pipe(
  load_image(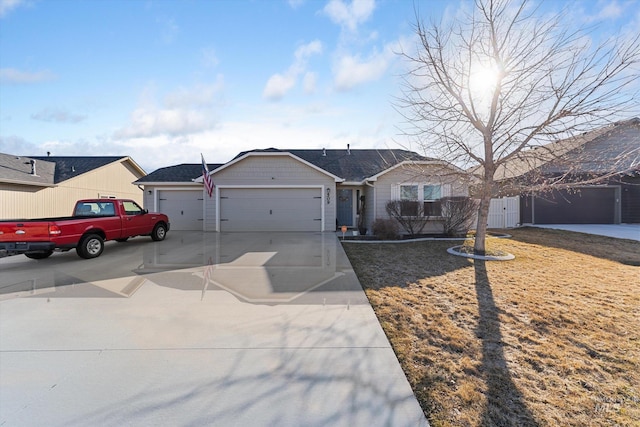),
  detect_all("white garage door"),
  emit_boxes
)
[158,190,203,231]
[220,188,322,232]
